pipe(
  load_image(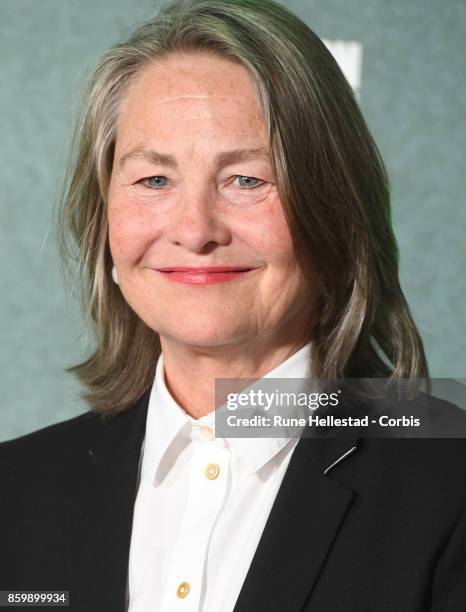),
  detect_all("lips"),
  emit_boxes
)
[154,266,259,285]
[156,266,254,273]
